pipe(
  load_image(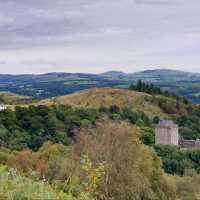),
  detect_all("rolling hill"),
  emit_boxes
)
[0,69,199,102]
[38,88,148,108]
[37,87,190,118]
